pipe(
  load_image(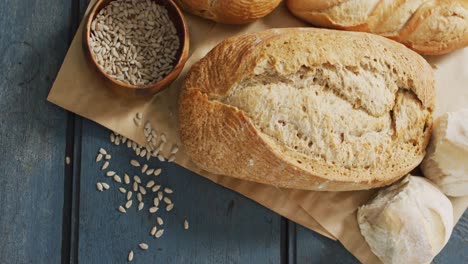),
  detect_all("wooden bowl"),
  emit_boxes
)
[83,0,189,97]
